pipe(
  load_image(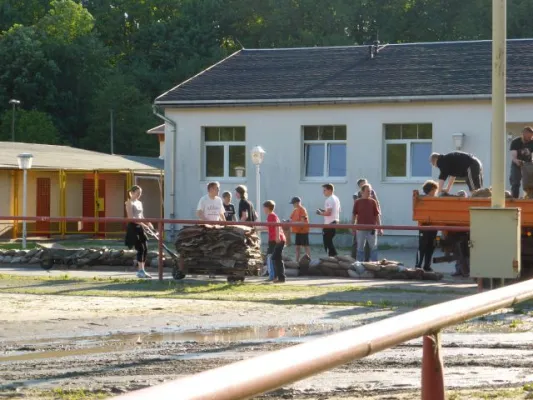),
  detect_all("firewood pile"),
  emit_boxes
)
[283,255,443,281]
[0,247,174,269]
[175,225,262,276]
